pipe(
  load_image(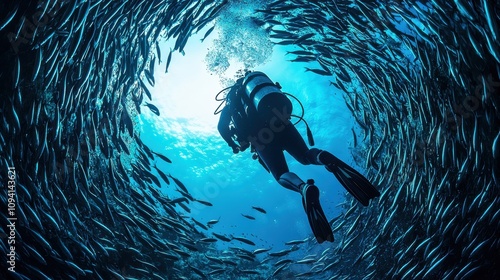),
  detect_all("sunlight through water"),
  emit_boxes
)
[147,30,224,137]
